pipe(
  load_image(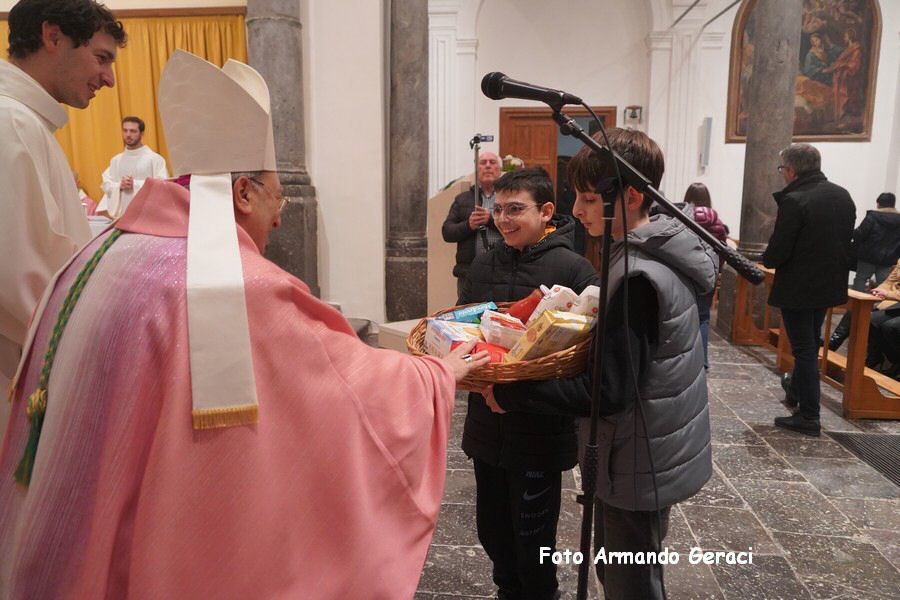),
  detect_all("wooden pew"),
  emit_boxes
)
[731,266,900,420]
